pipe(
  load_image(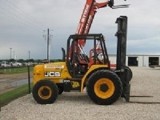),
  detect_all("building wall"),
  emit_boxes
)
[109,54,160,67]
[143,56,149,67]
[126,56,128,66]
[109,56,116,65]
[138,56,143,67]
